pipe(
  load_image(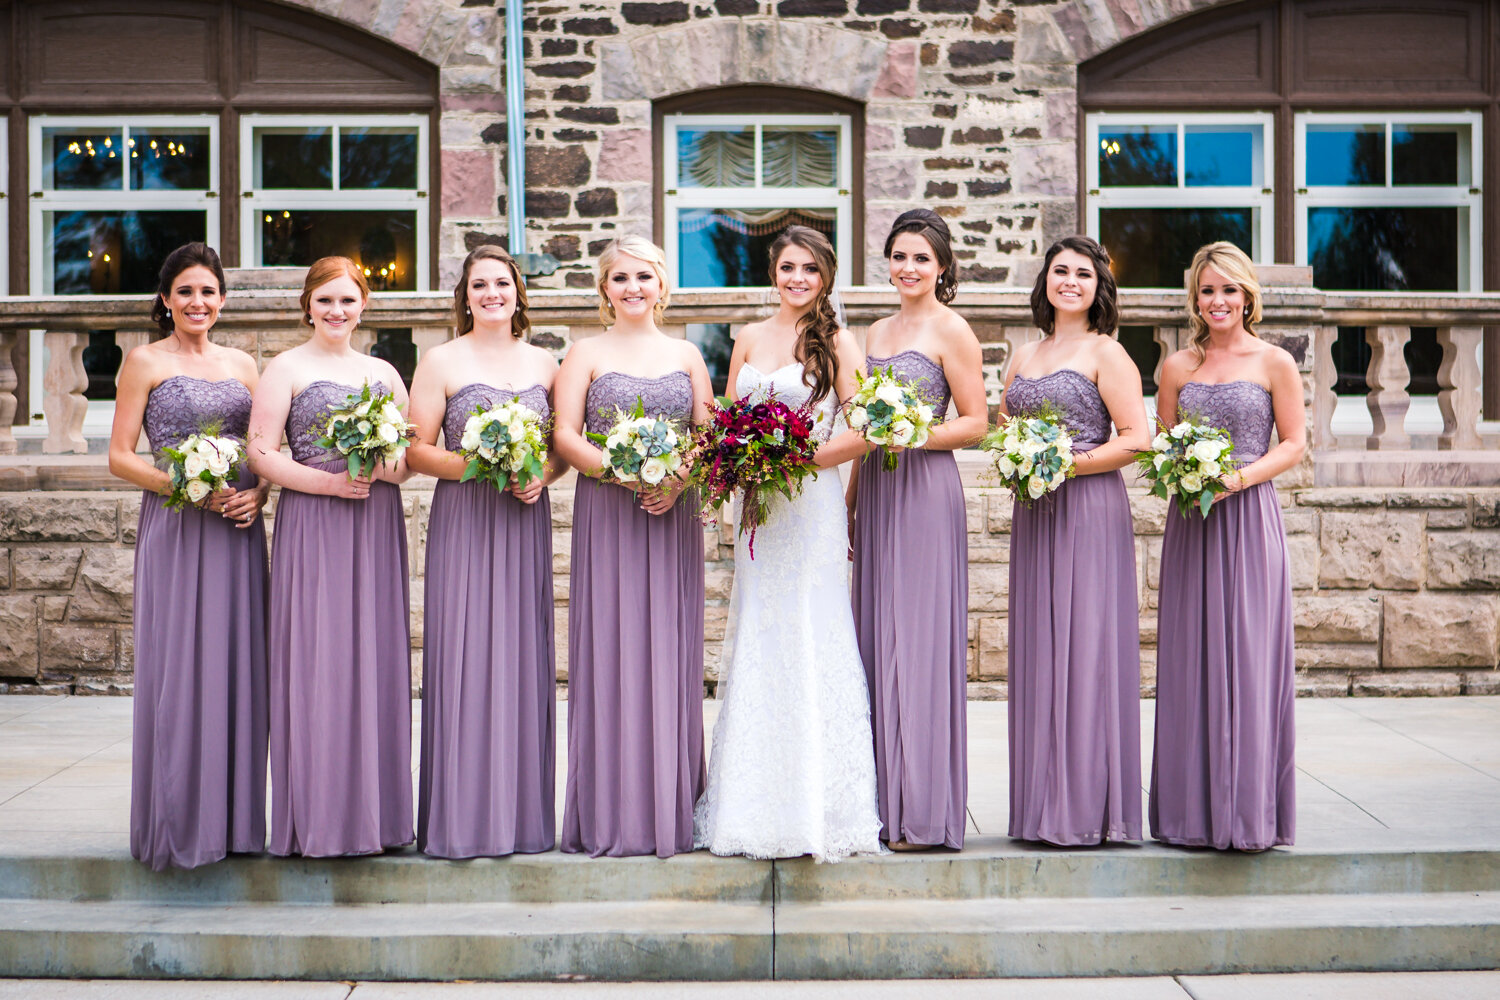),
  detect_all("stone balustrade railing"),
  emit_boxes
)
[0,282,1496,485]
